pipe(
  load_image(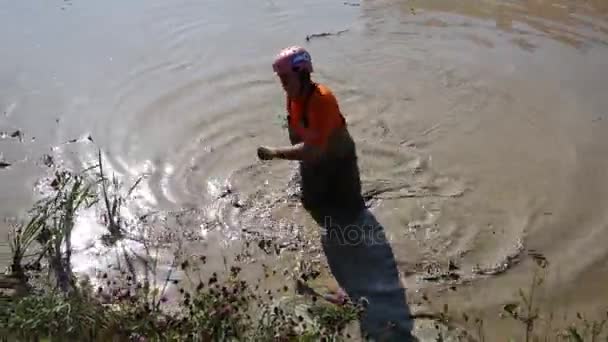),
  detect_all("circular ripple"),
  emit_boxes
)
[86,61,300,241]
